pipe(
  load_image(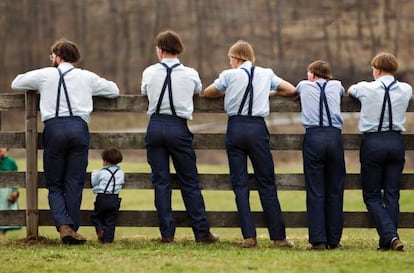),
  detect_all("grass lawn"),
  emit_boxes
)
[1,159,413,273]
